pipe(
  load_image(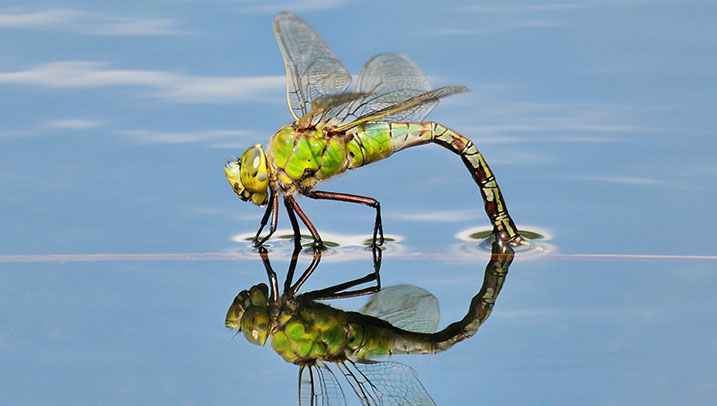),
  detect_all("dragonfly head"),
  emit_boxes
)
[225,144,269,207]
[225,283,271,346]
